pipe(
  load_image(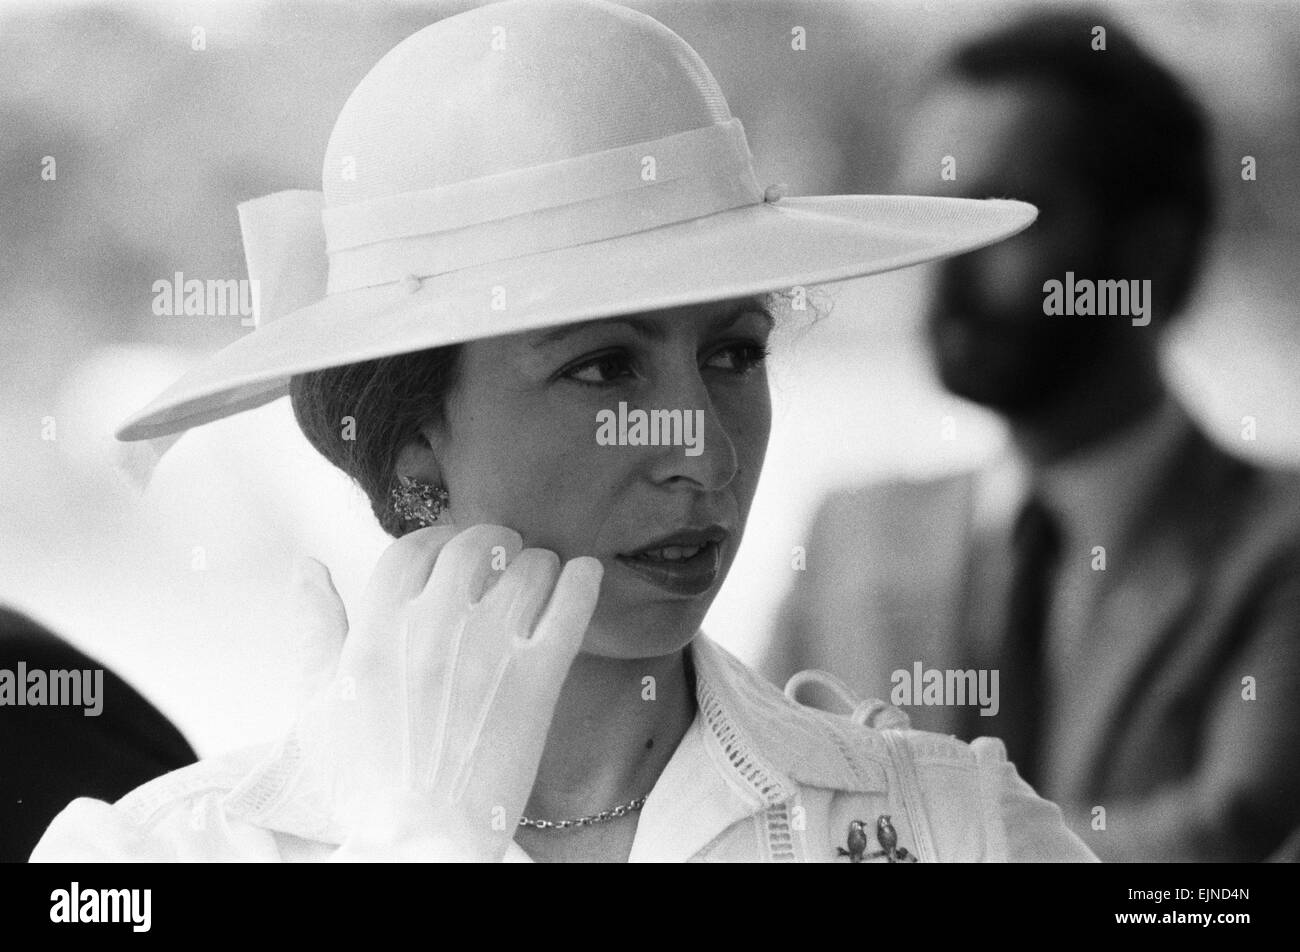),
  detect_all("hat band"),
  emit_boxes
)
[320,119,763,293]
